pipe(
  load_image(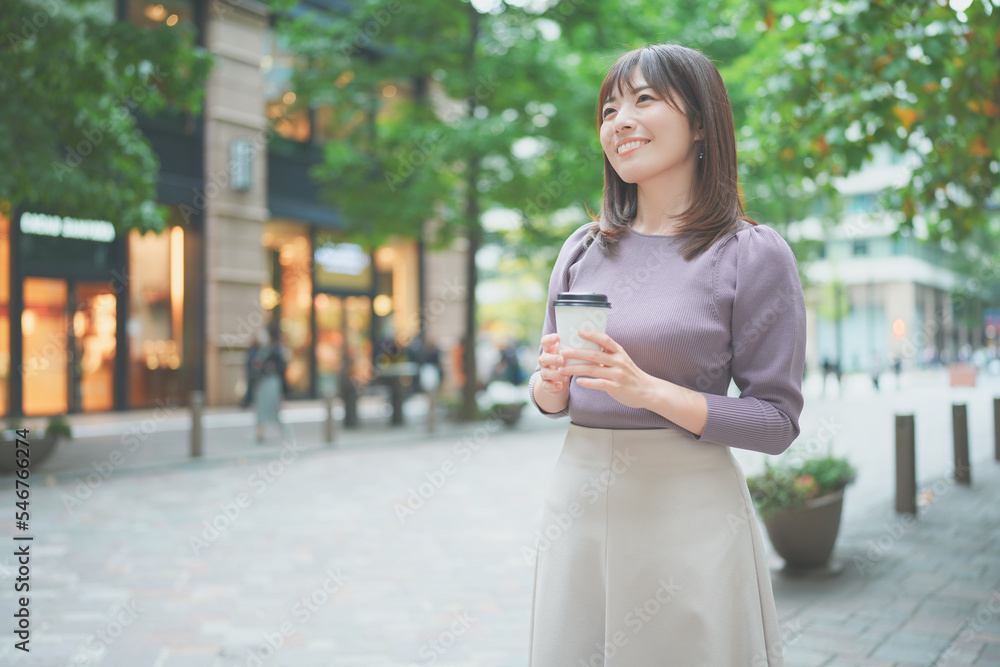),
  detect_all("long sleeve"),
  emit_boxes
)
[527,224,594,418]
[697,226,806,454]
